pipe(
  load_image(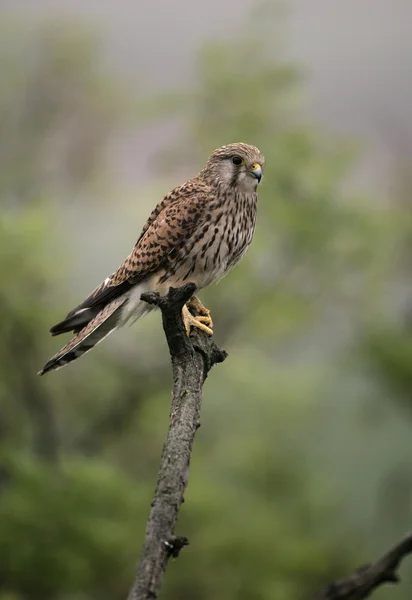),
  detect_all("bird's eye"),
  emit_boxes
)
[231,156,243,166]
